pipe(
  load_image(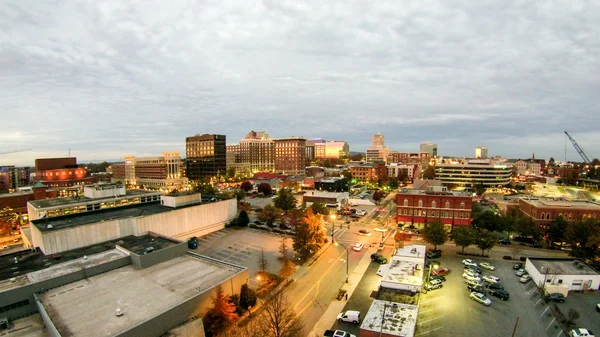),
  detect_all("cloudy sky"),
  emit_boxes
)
[1,0,599,166]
